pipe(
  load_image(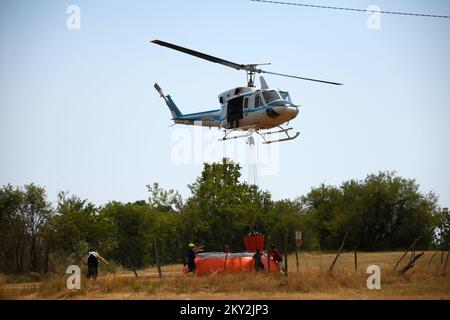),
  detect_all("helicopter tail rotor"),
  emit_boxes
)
[154,83,183,119]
